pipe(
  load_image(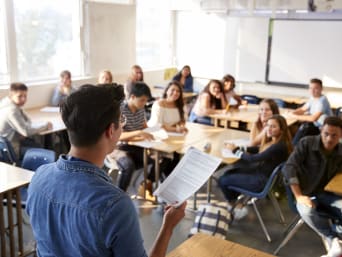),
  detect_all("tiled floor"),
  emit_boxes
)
[13,173,329,257]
